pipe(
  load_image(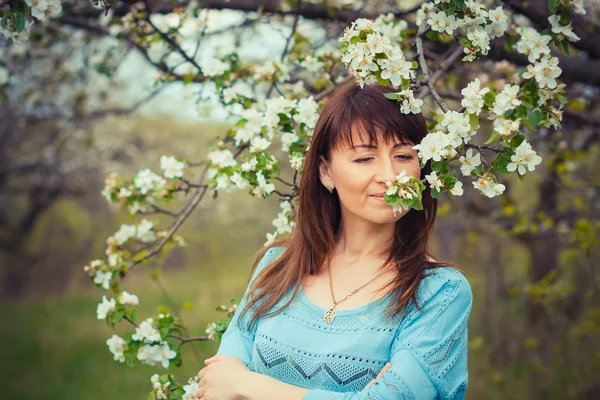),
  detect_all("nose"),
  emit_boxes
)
[374,158,397,184]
